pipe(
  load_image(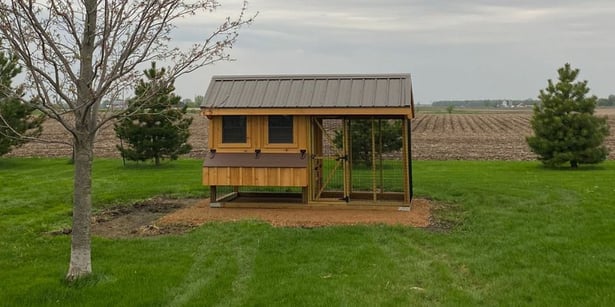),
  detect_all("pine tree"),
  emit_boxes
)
[115,62,192,165]
[334,119,402,166]
[526,63,610,168]
[0,49,43,156]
